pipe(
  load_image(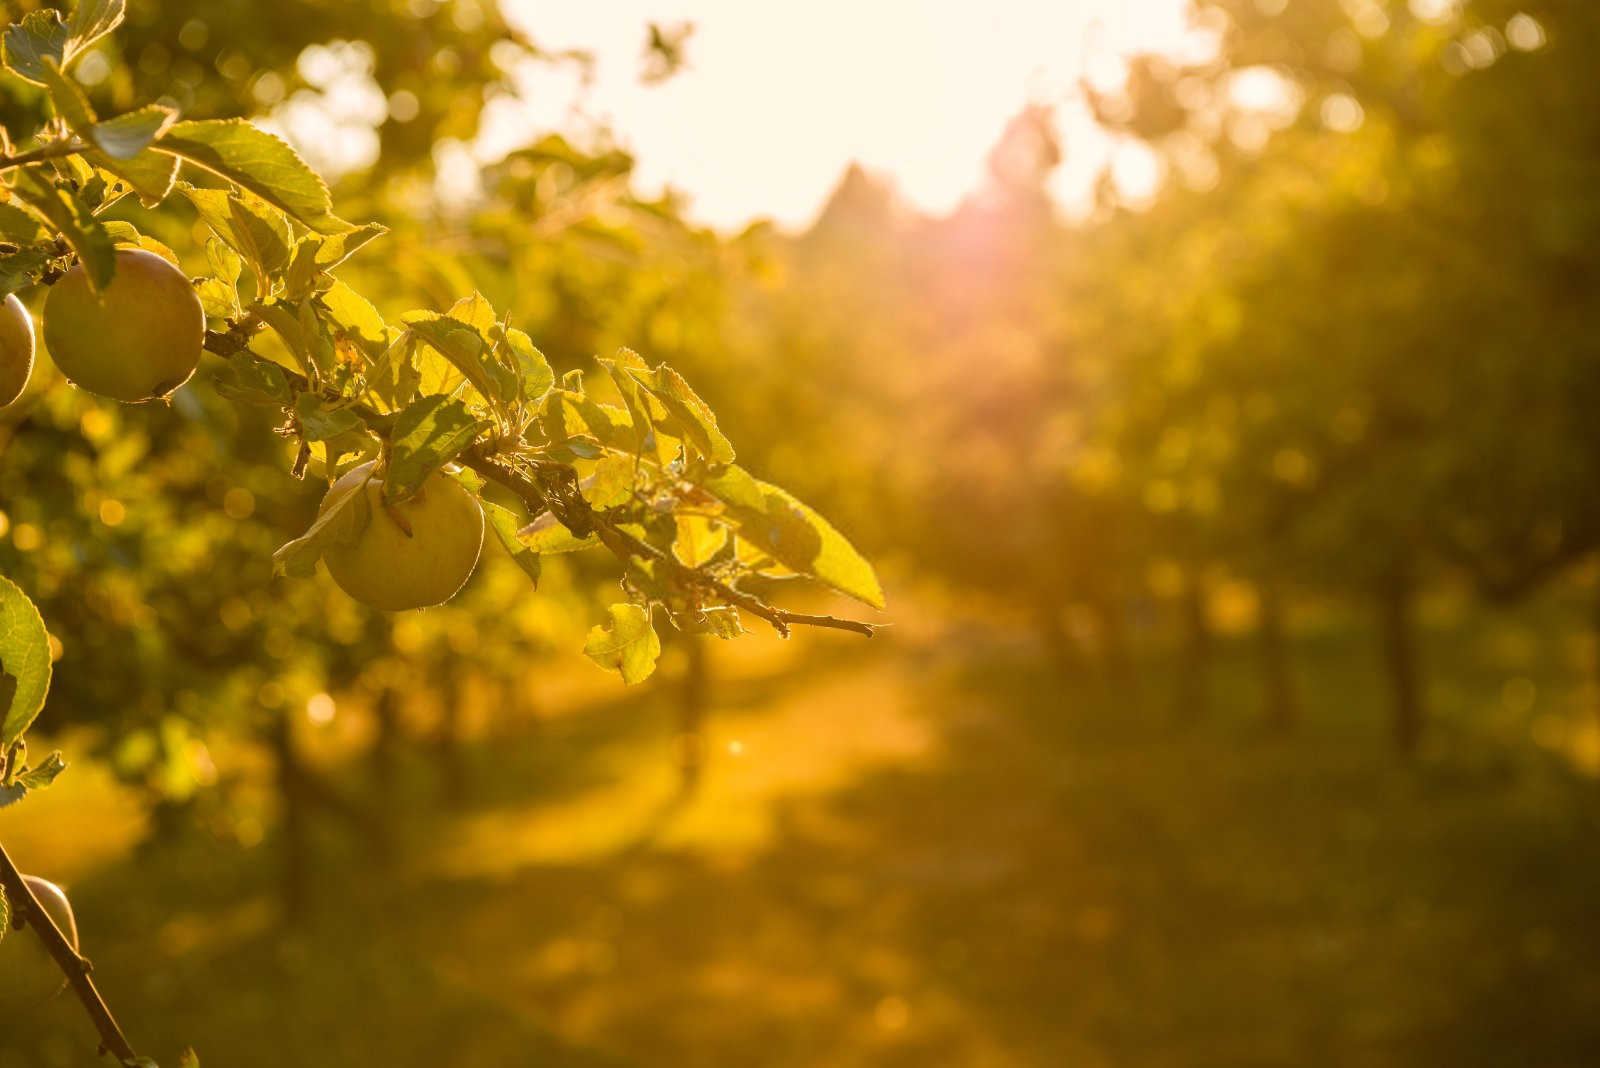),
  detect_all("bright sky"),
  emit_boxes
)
[489,0,1208,231]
